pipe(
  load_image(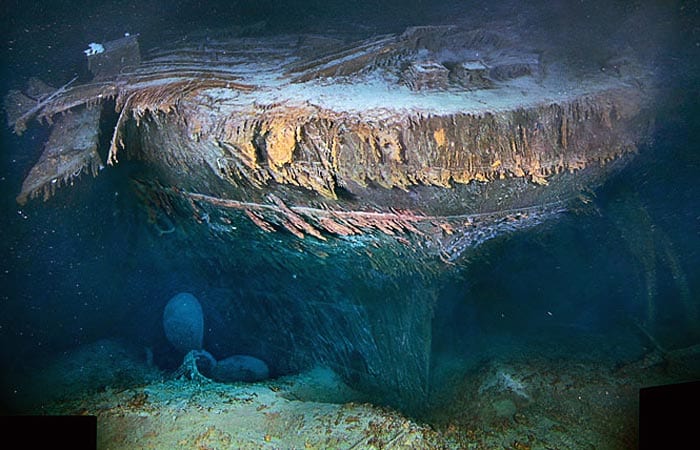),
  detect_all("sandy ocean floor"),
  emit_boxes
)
[38,367,445,449]
[17,336,697,449]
